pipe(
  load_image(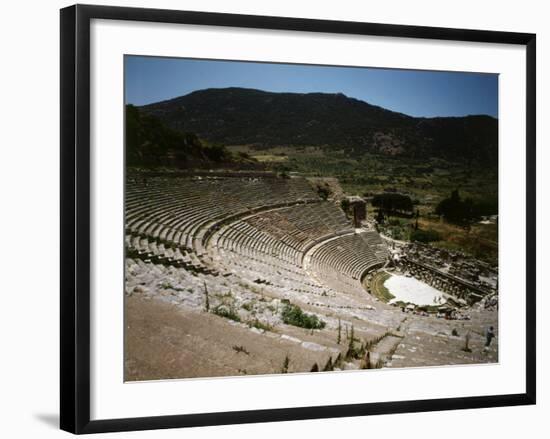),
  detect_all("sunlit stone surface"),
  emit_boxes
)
[386,275,445,306]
